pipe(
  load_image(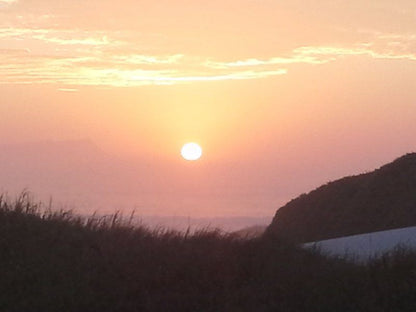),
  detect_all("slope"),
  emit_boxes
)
[267,153,416,243]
